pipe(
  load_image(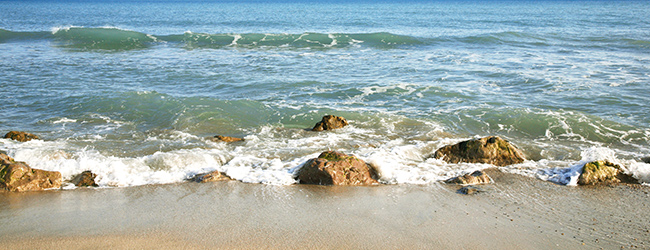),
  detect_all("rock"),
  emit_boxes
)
[445,170,492,185]
[433,136,525,166]
[191,170,232,183]
[0,153,61,192]
[642,157,650,164]
[4,131,39,142]
[0,152,14,165]
[295,151,379,185]
[312,115,349,131]
[208,135,244,143]
[71,171,98,187]
[457,185,483,195]
[578,161,638,185]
